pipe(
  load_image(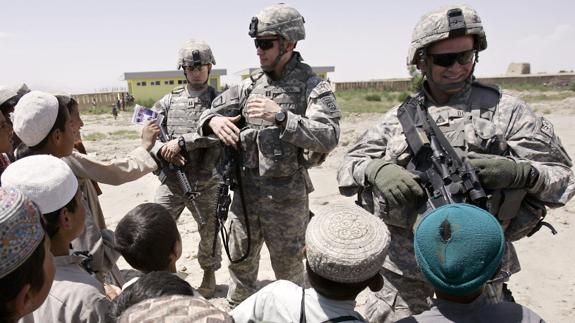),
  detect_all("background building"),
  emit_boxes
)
[123,69,227,103]
[236,66,335,80]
